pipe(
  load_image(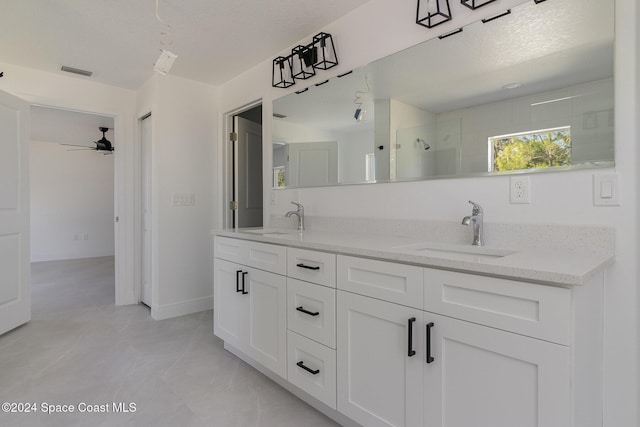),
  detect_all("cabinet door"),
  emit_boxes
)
[337,291,423,427]
[246,267,288,378]
[213,258,247,350]
[423,313,570,427]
